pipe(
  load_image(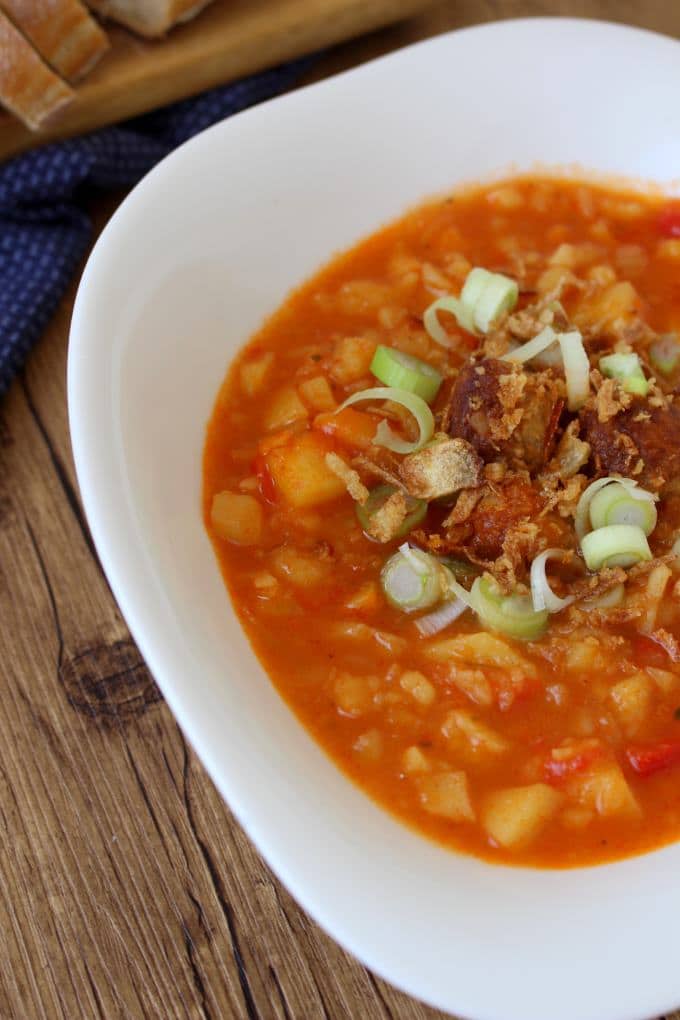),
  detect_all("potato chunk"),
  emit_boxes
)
[426,632,536,676]
[565,763,641,819]
[298,375,337,413]
[211,492,263,545]
[333,673,379,717]
[329,335,376,384]
[266,433,346,508]
[482,784,563,849]
[240,351,274,396]
[415,771,475,821]
[263,386,309,431]
[609,673,653,737]
[399,670,436,706]
[270,546,331,586]
[443,709,510,756]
